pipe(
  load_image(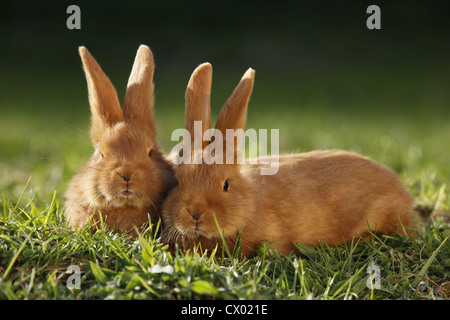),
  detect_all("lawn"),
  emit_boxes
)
[0,62,449,301]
